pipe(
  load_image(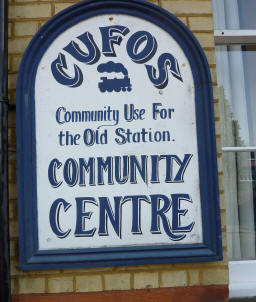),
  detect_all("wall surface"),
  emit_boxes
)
[8,0,228,301]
